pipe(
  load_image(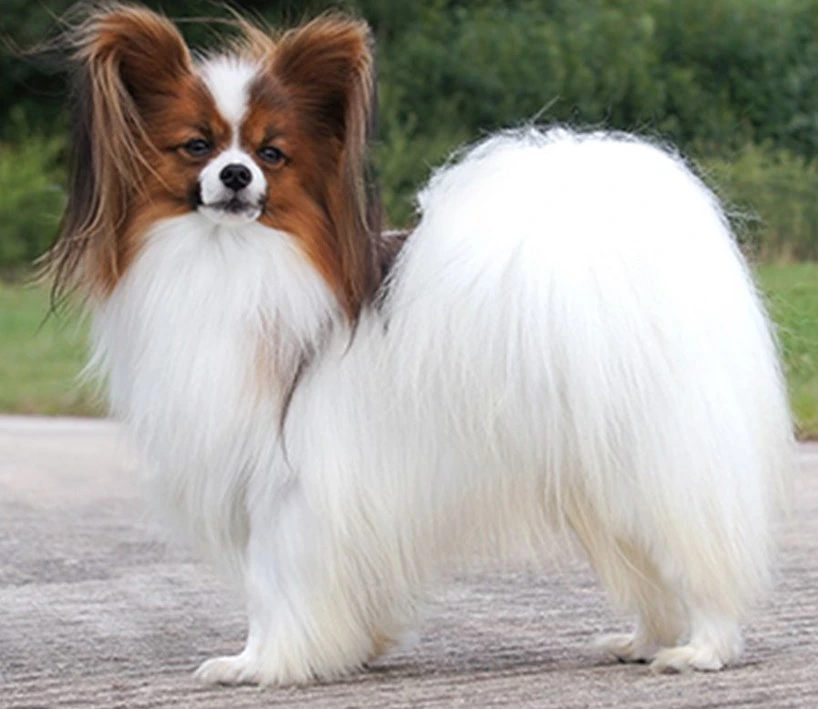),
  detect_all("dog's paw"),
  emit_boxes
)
[650,644,726,673]
[594,632,659,663]
[194,653,262,685]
